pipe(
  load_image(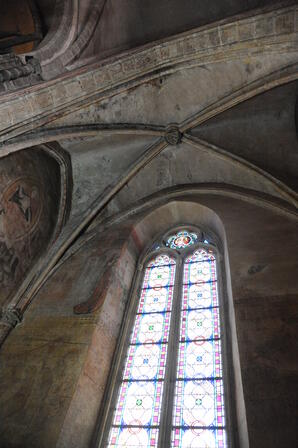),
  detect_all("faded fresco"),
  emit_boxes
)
[0,148,61,307]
